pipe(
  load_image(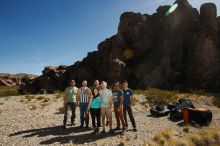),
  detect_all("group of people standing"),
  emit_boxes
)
[63,79,137,134]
